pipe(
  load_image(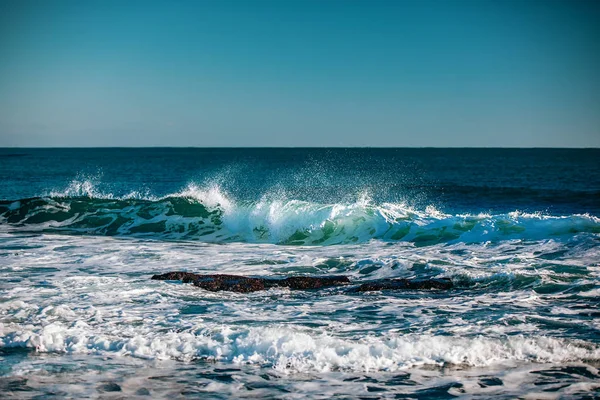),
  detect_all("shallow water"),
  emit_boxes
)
[1,148,599,398]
